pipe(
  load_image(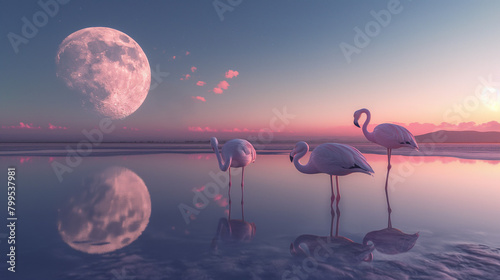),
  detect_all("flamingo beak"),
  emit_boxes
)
[354,120,360,128]
[289,154,294,162]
